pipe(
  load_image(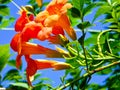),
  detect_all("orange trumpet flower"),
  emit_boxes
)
[25,56,71,86]
[35,0,76,40]
[44,0,77,40]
